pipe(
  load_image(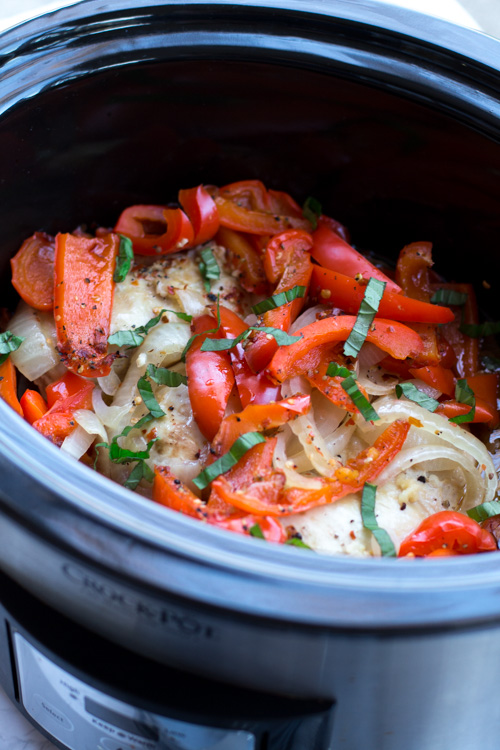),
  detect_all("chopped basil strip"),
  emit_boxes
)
[343,277,386,358]
[361,482,396,557]
[165,309,193,323]
[113,234,134,283]
[395,382,439,412]
[482,355,500,372]
[249,524,265,539]
[120,413,154,437]
[0,331,24,366]
[137,375,166,419]
[341,375,379,422]
[430,289,468,306]
[285,537,312,550]
[193,432,266,490]
[467,500,500,523]
[108,309,167,348]
[326,362,352,379]
[124,460,155,490]
[252,285,307,315]
[199,246,220,291]
[449,378,476,424]
[147,363,187,387]
[460,320,500,338]
[302,196,322,230]
[102,436,157,464]
[200,325,301,353]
